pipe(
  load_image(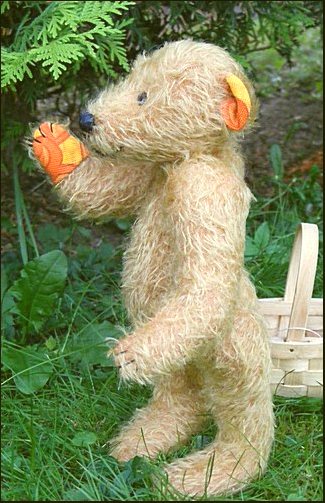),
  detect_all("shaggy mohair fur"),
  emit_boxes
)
[31,40,274,497]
